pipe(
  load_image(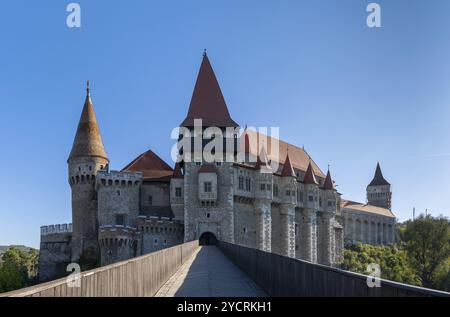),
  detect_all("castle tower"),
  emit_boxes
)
[254,147,273,253]
[68,81,109,265]
[320,168,337,266]
[301,162,319,263]
[180,52,239,244]
[366,162,392,210]
[279,152,297,258]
